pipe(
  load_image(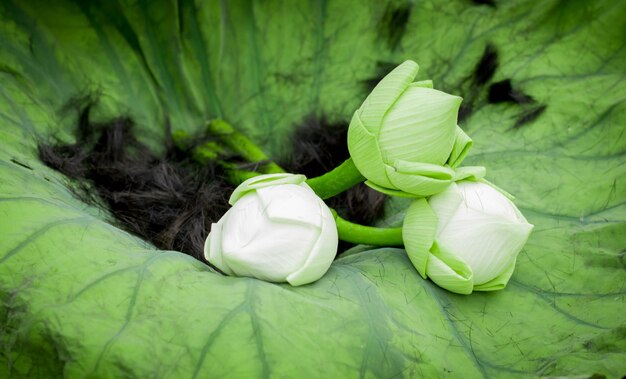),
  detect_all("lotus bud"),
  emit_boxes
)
[204,173,338,286]
[402,181,533,294]
[347,60,484,198]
